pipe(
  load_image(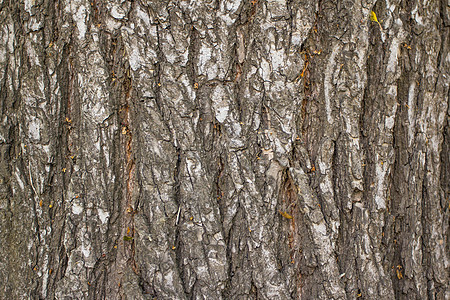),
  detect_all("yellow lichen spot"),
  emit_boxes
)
[189,216,193,221]
[279,210,293,219]
[122,127,127,135]
[49,204,53,208]
[193,82,199,89]
[172,246,176,250]
[300,61,309,77]
[370,11,383,31]
[127,227,131,235]
[62,168,66,173]
[49,269,53,274]
[396,265,403,279]
[114,245,117,249]
[370,11,379,23]
[65,117,72,123]
[157,83,161,87]
[39,199,43,207]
